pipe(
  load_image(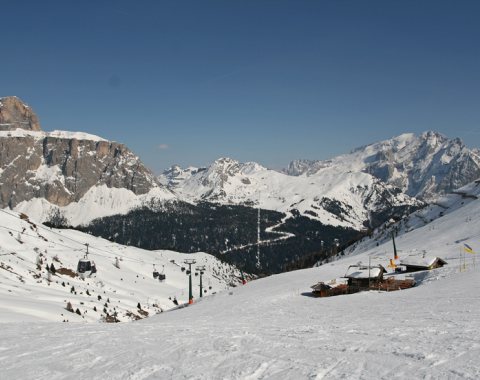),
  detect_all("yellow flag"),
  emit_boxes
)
[388,258,397,268]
